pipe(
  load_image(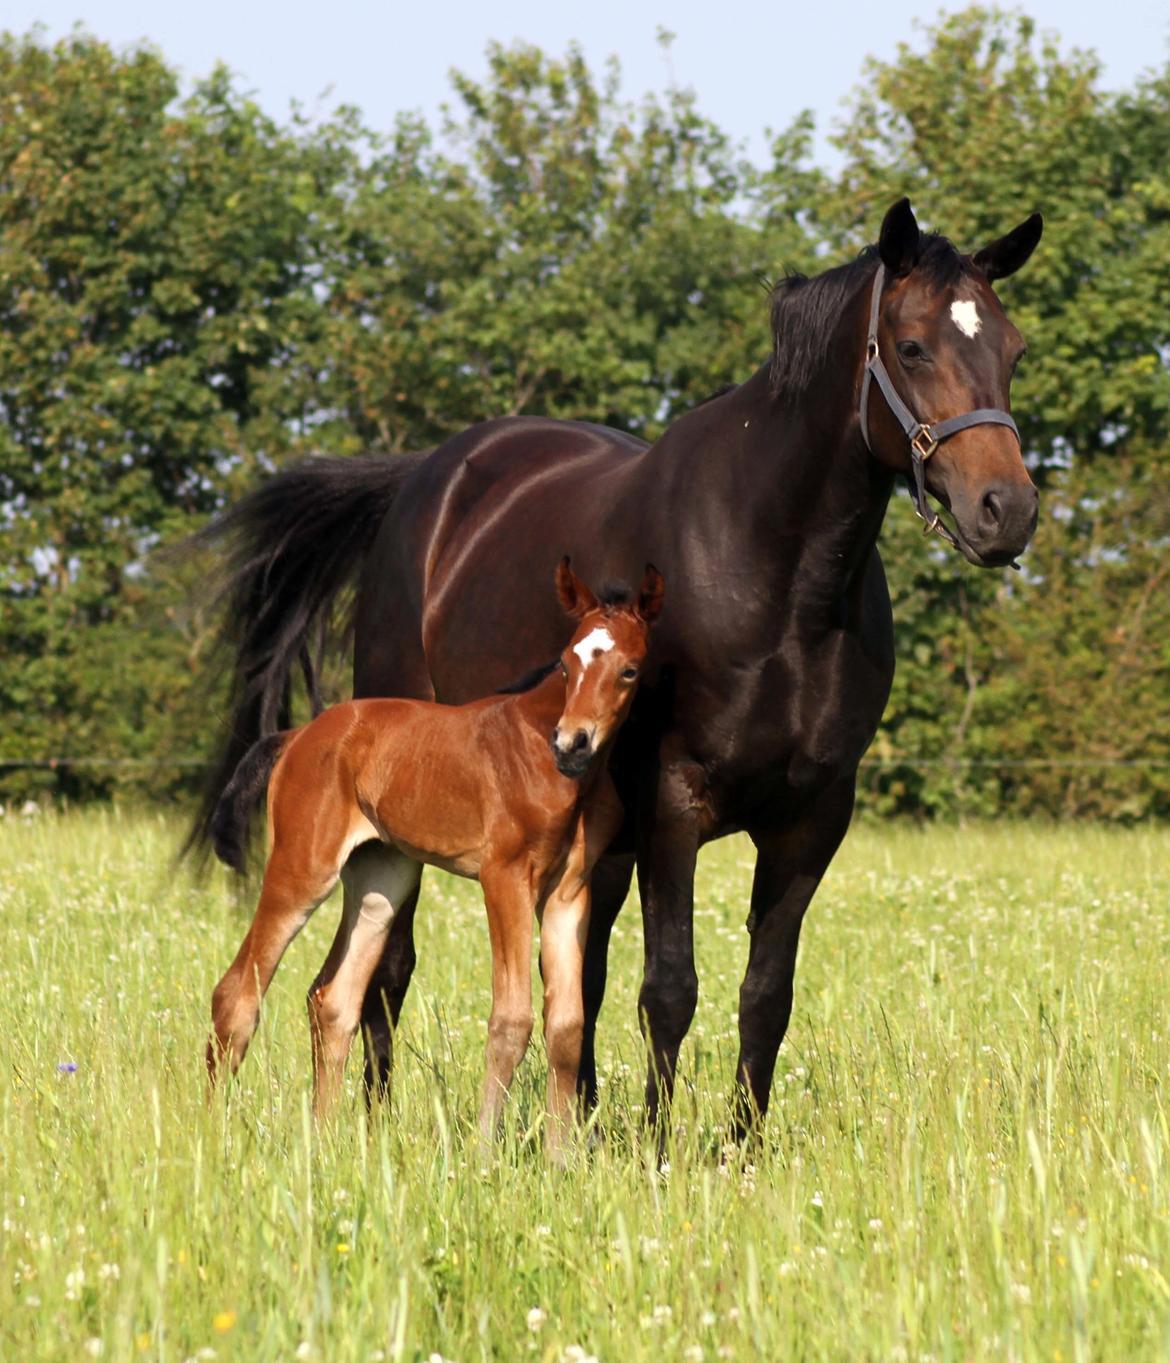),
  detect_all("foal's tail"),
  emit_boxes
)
[211,732,292,875]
